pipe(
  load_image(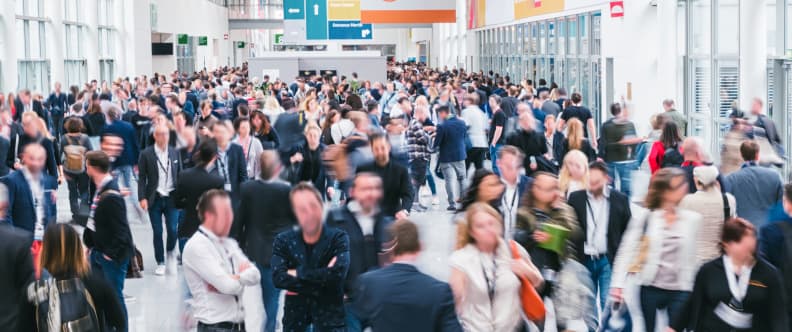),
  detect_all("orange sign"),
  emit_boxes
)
[513,0,565,20]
